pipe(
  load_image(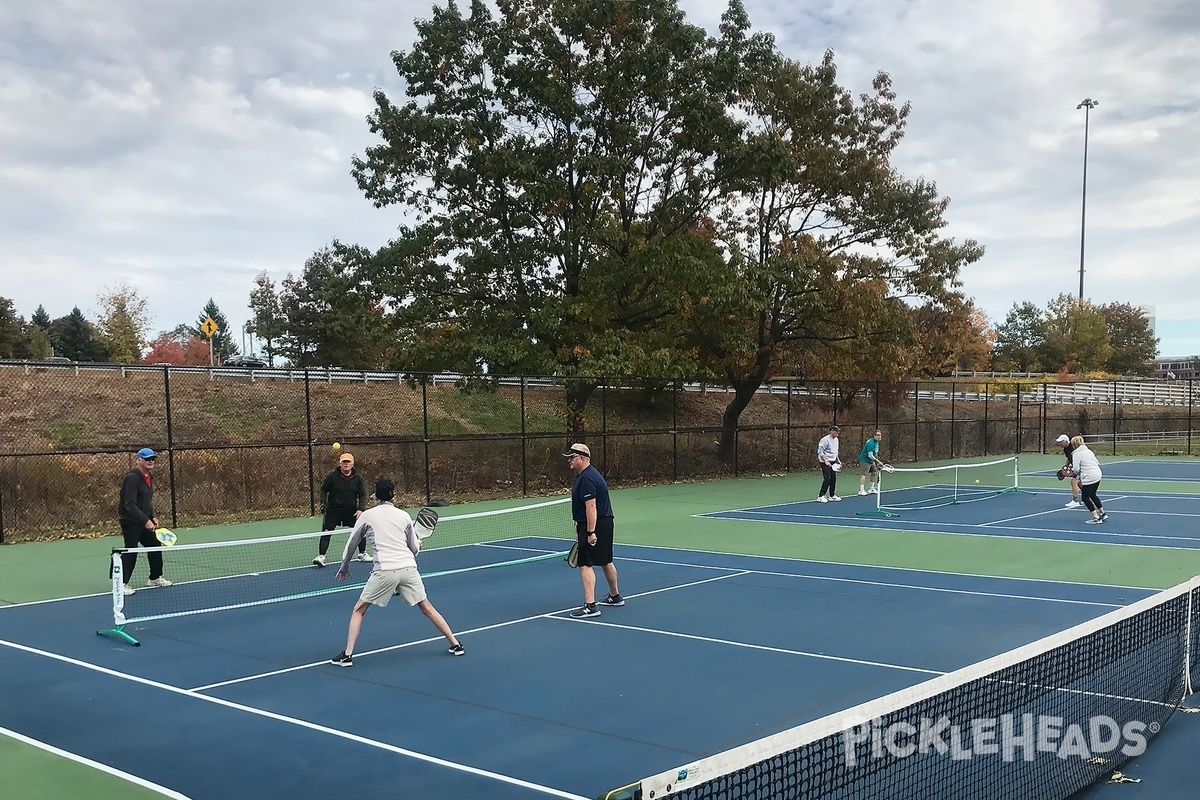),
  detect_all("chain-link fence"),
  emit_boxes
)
[1,361,1196,542]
